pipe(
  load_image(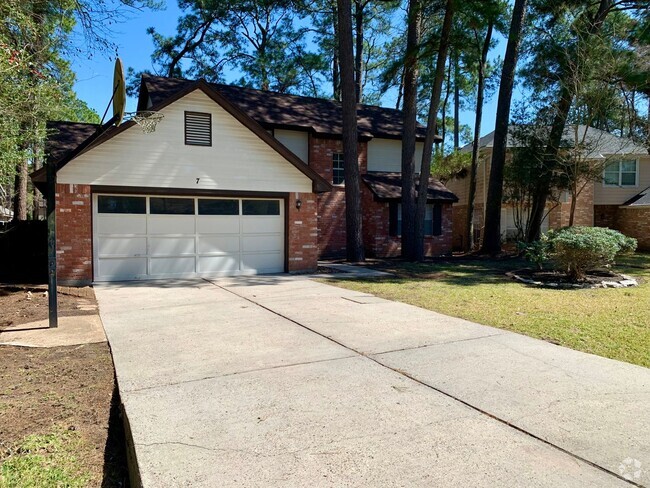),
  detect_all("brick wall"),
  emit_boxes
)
[287,192,319,272]
[594,205,618,229]
[548,182,594,228]
[451,204,484,251]
[56,183,93,285]
[309,135,368,258]
[613,207,650,251]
